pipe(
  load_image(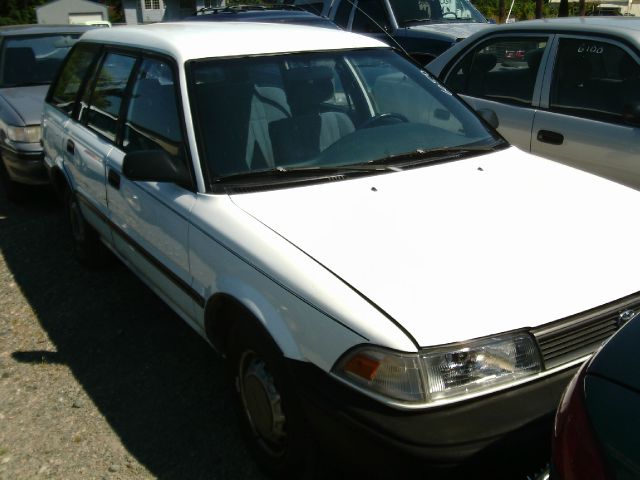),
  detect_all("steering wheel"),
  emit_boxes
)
[442,11,458,19]
[360,112,409,129]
